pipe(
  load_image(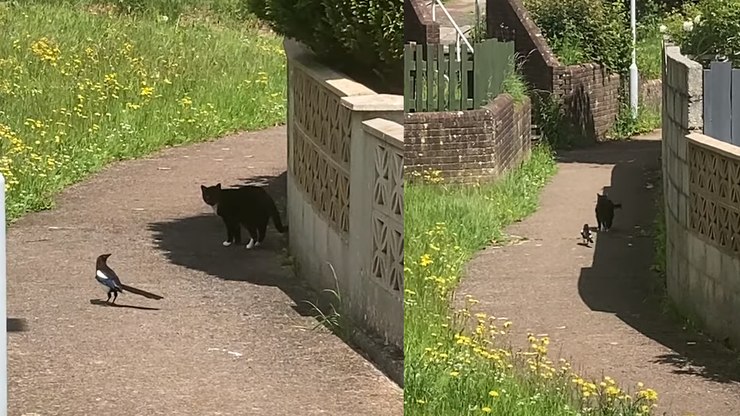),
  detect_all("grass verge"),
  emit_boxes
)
[404,144,660,415]
[0,1,285,221]
[501,55,529,105]
[609,103,662,140]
